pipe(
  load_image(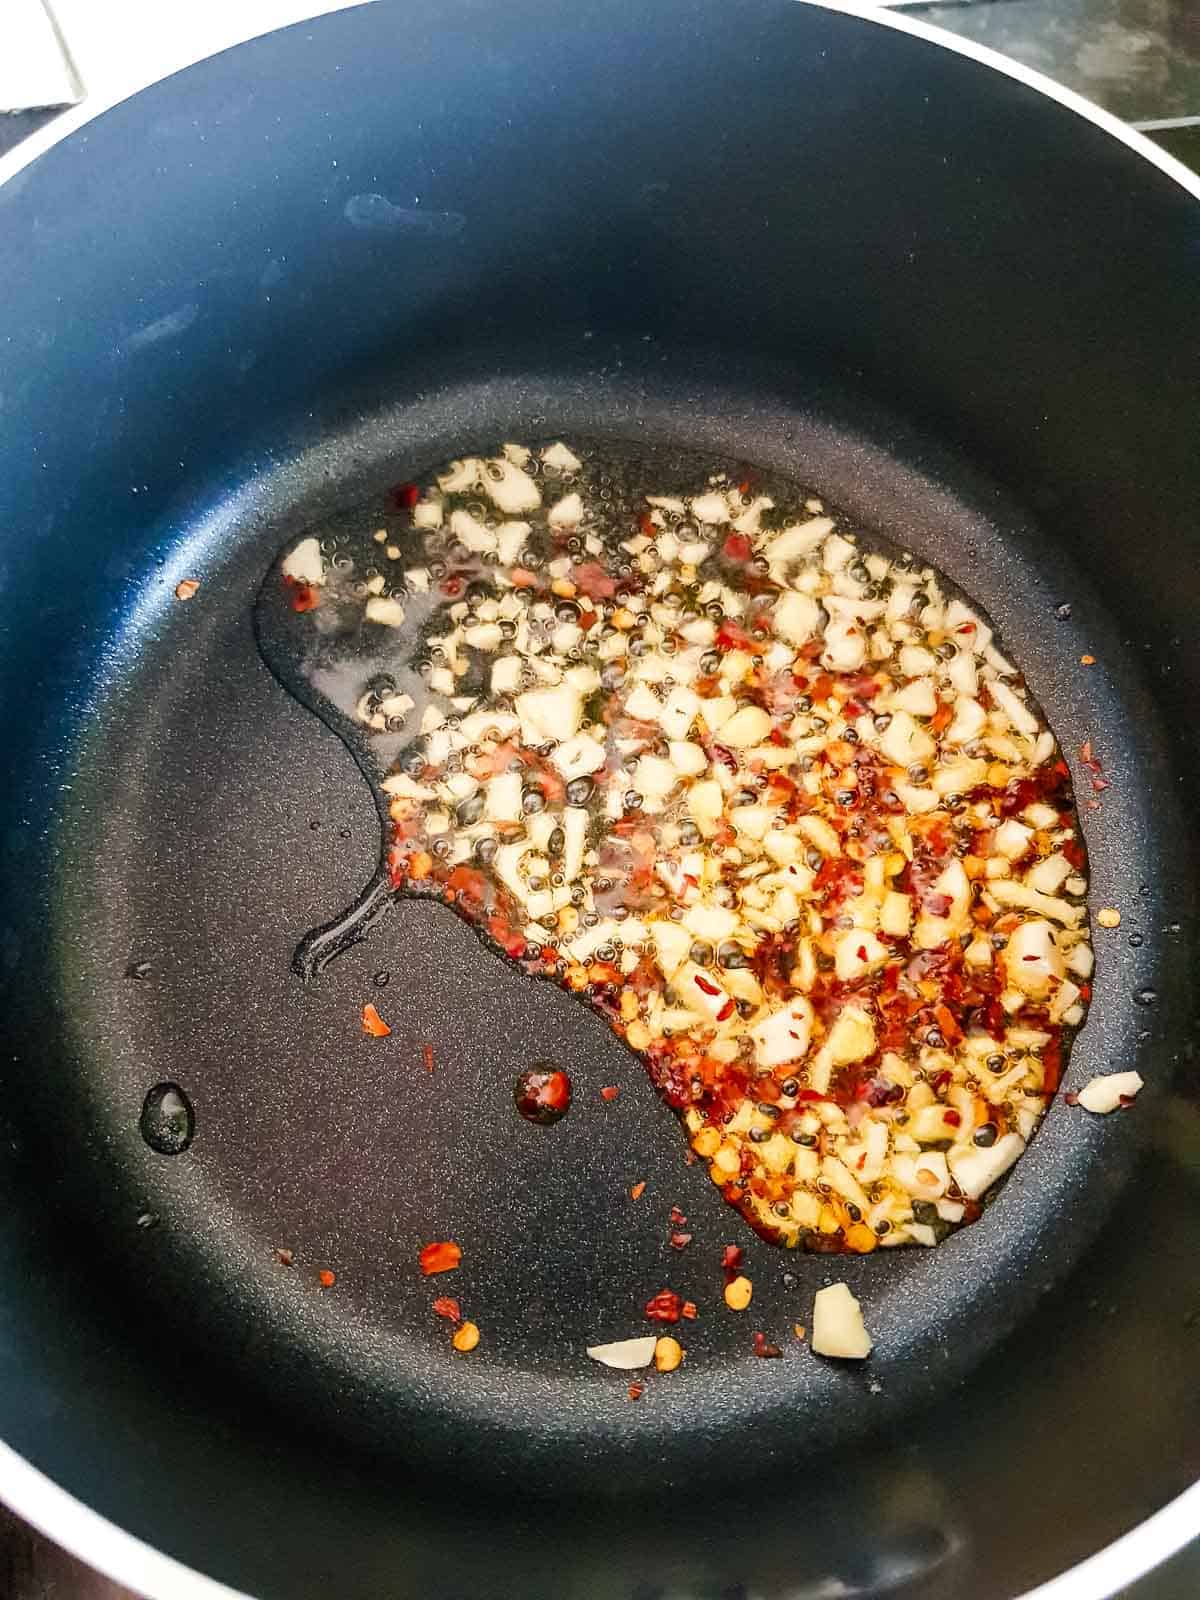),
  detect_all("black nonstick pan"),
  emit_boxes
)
[0,3,1198,1598]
